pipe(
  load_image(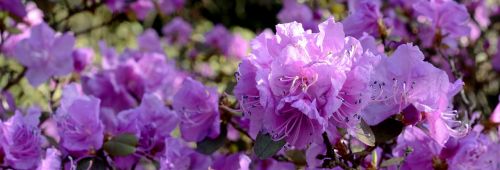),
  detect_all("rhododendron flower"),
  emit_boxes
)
[173,77,220,141]
[413,0,470,47]
[162,17,192,46]
[158,0,185,15]
[1,2,44,58]
[227,34,249,59]
[160,137,211,170]
[0,108,42,169]
[82,70,138,113]
[253,159,296,170]
[277,0,317,31]
[72,48,94,73]
[56,84,104,152]
[205,25,233,54]
[105,0,127,12]
[446,132,499,169]
[83,51,184,112]
[13,22,75,86]
[130,0,154,20]
[342,0,384,38]
[235,18,365,148]
[137,29,164,53]
[0,0,27,18]
[115,94,179,151]
[362,44,453,126]
[331,38,380,129]
[393,126,442,170]
[490,96,500,123]
[37,148,62,170]
[212,153,251,170]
